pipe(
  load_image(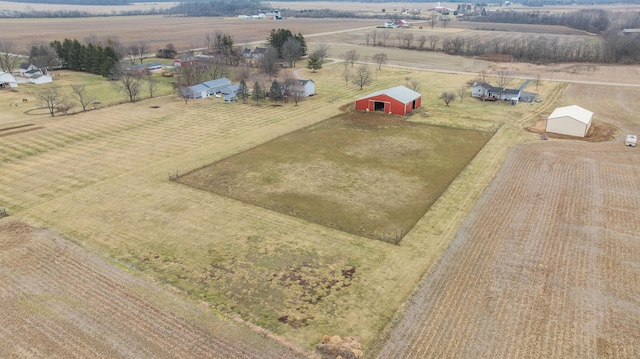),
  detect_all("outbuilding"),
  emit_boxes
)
[0,71,18,88]
[355,85,421,115]
[546,105,593,137]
